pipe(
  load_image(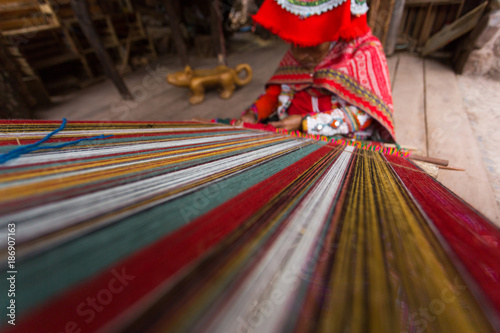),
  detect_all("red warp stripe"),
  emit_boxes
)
[8,145,332,333]
[386,155,500,314]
